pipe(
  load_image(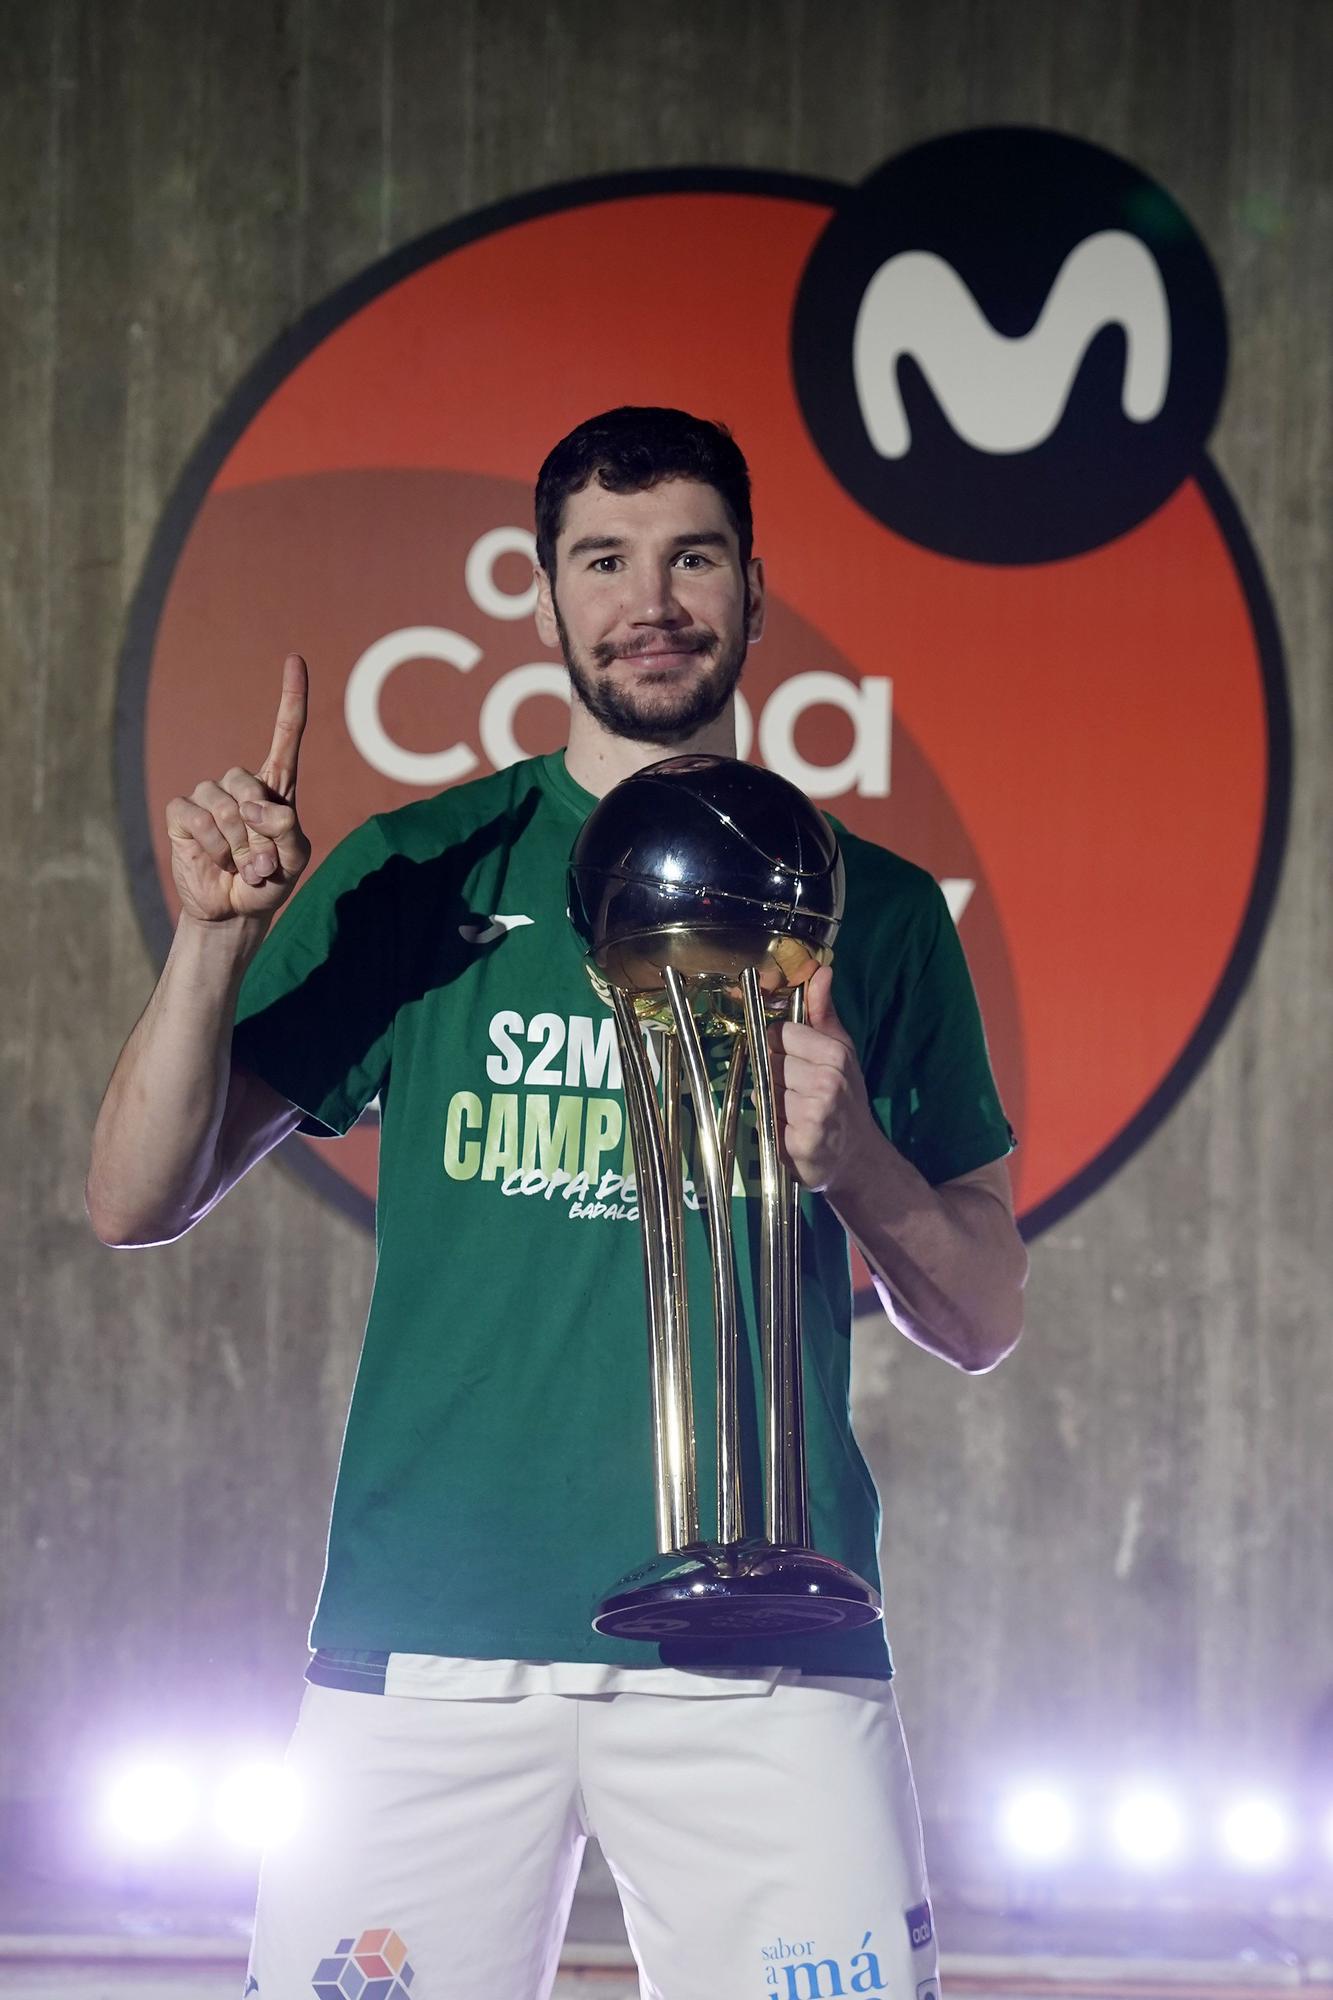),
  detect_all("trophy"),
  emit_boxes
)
[567,754,882,1640]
